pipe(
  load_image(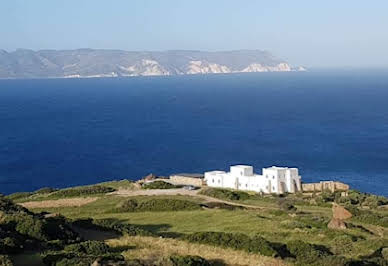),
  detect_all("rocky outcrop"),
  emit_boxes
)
[327,203,352,230]
[0,49,305,79]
